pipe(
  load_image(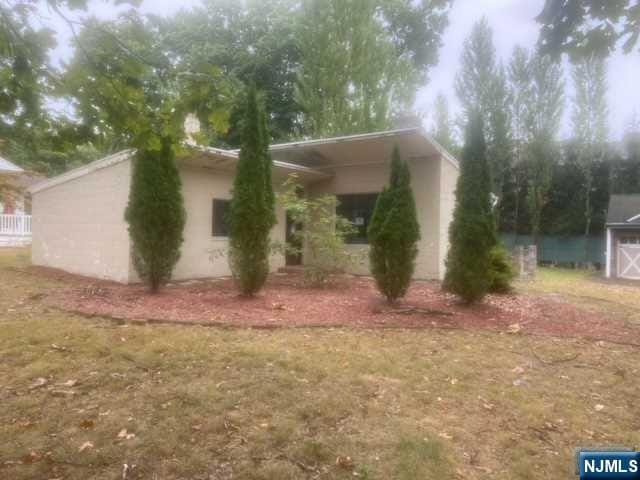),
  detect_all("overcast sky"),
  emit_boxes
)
[46,0,640,141]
